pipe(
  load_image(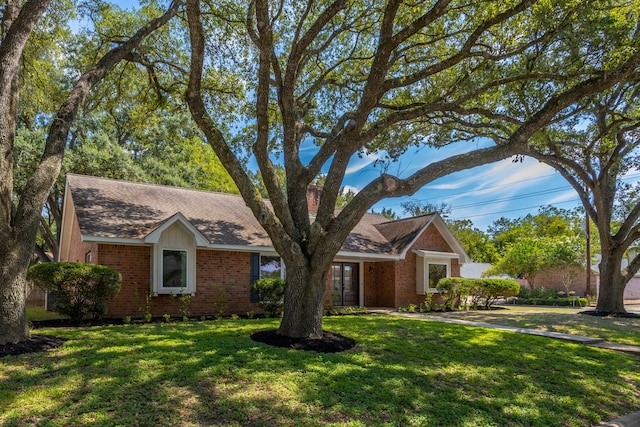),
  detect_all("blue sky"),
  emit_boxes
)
[312,141,583,231]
